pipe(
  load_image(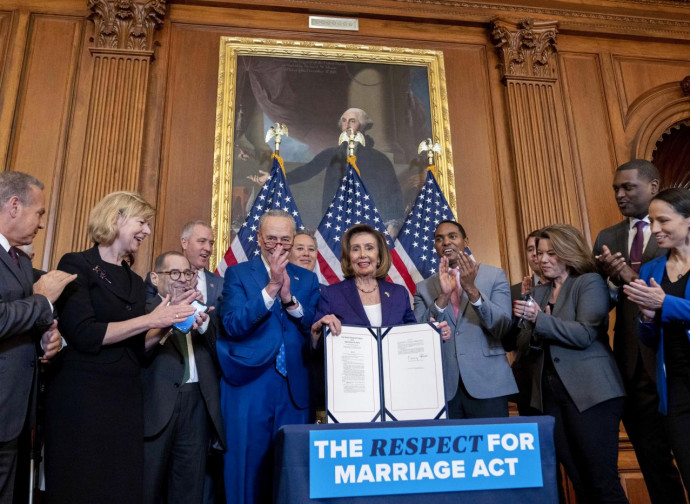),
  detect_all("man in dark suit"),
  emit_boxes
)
[218,209,320,504]
[143,251,226,504]
[0,171,74,503]
[146,220,223,314]
[507,229,546,417]
[414,220,517,419]
[593,159,686,504]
